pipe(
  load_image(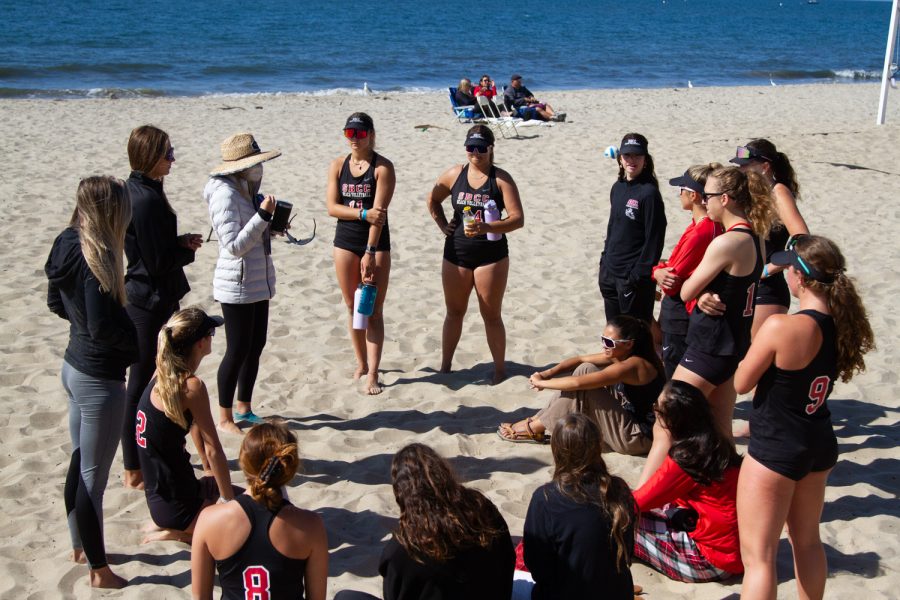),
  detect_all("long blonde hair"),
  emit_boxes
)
[153,307,209,429]
[68,176,130,306]
[793,235,875,382]
[710,166,776,238]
